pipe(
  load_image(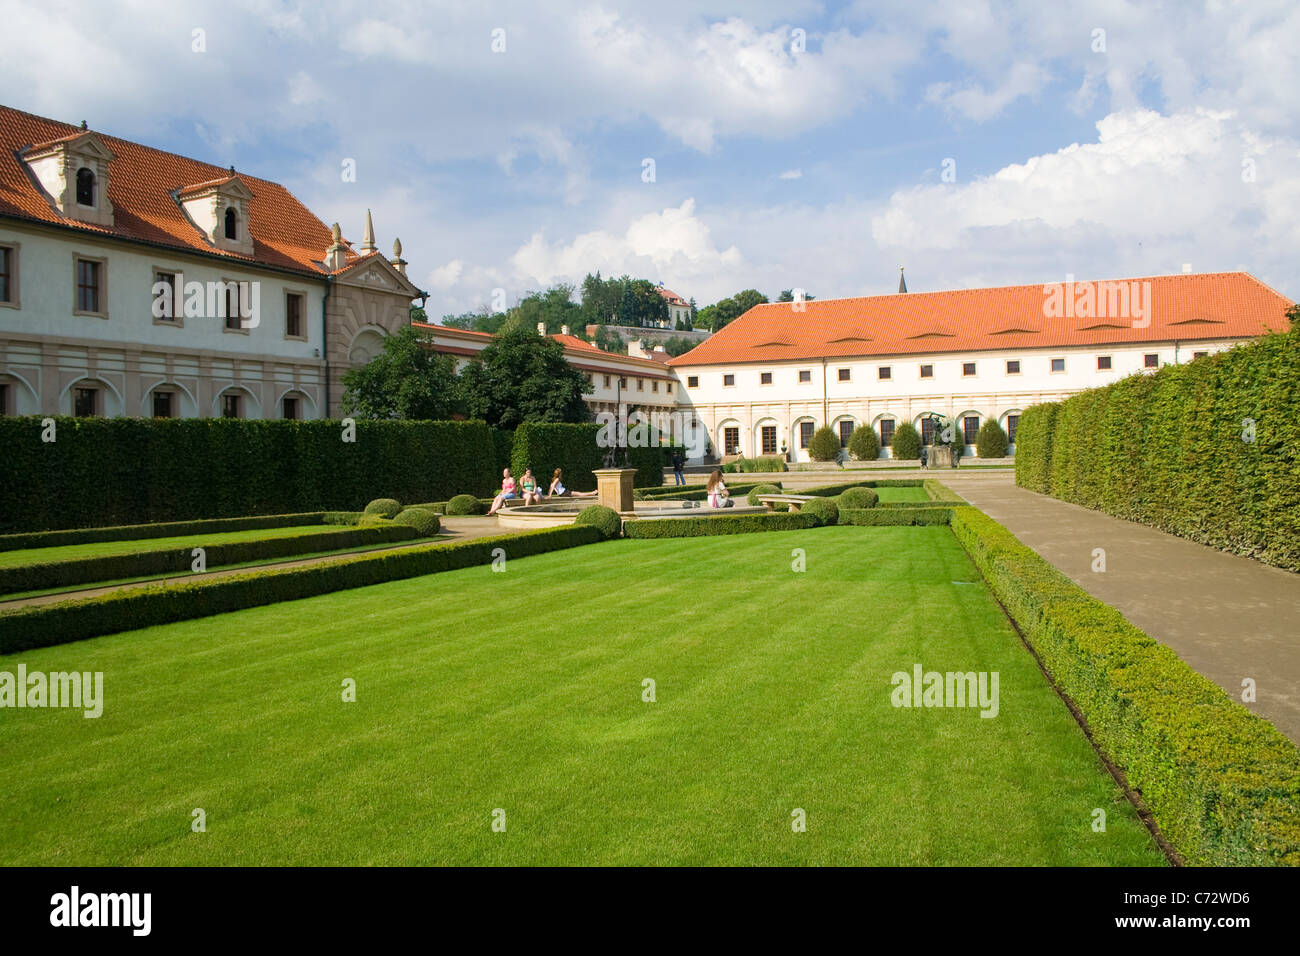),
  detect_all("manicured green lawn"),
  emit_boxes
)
[0,525,349,568]
[0,527,1163,866]
[875,486,930,502]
